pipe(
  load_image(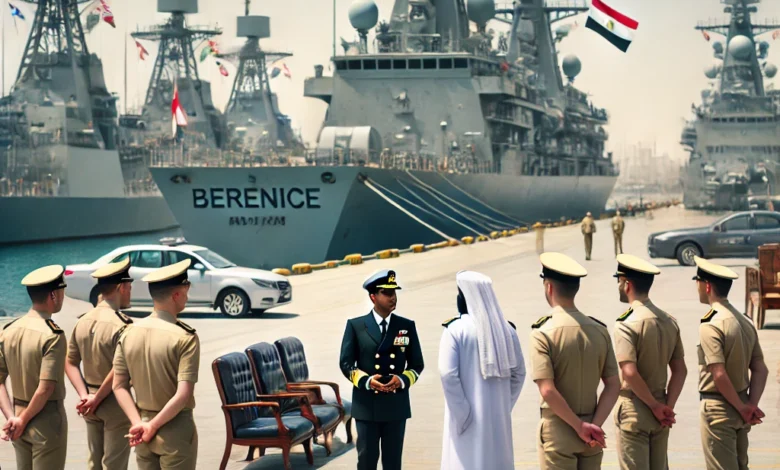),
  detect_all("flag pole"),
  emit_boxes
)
[124,33,127,114]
